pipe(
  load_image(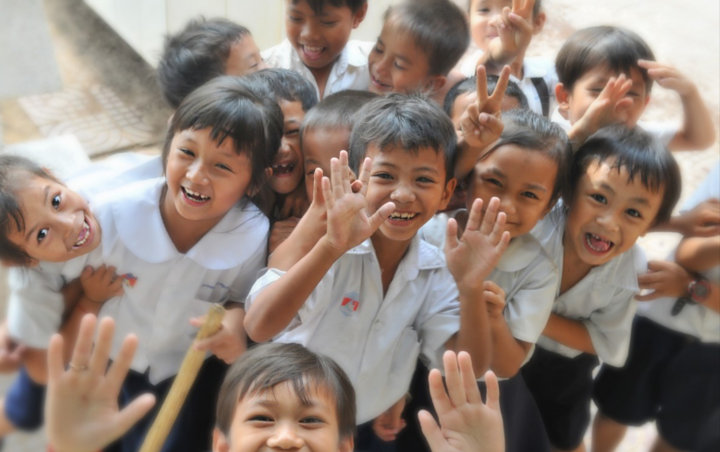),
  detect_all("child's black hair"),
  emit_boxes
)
[157,17,252,108]
[300,90,378,143]
[556,25,655,93]
[566,126,681,226]
[480,108,571,205]
[291,0,367,14]
[443,74,529,117]
[215,342,356,441]
[349,93,457,182]
[0,155,60,265]
[244,68,319,112]
[161,76,283,195]
[384,0,469,76]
